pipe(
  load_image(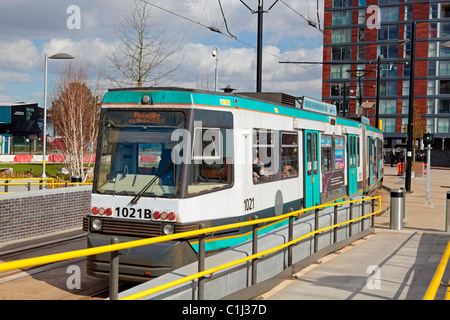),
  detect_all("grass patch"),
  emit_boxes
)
[0,164,94,183]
